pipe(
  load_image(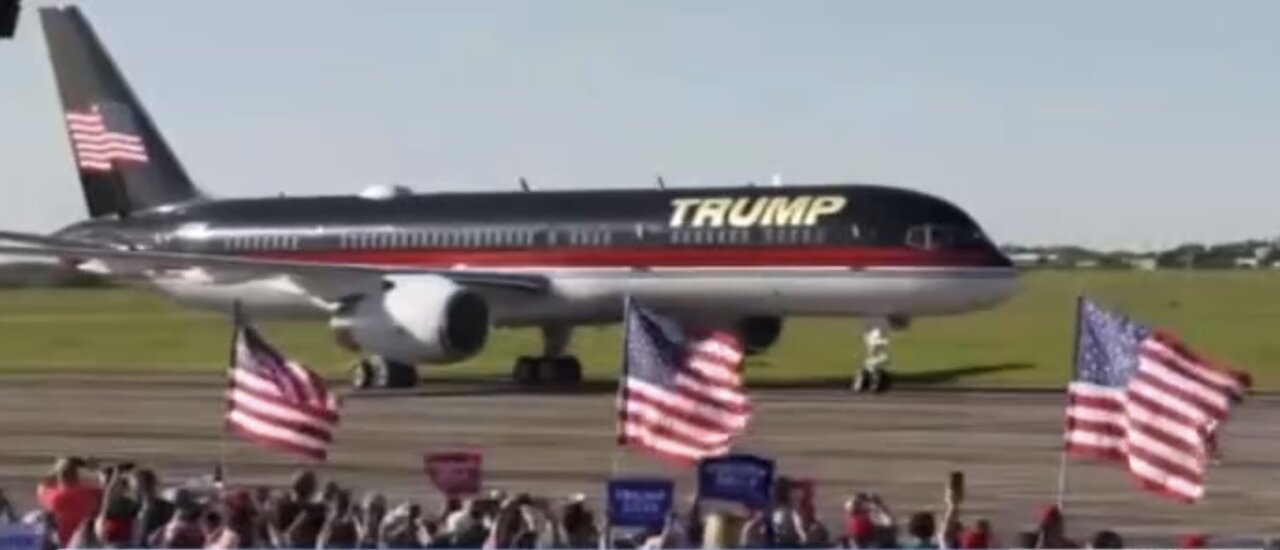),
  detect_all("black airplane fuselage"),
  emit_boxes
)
[54,183,1013,271]
[21,4,1020,336]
